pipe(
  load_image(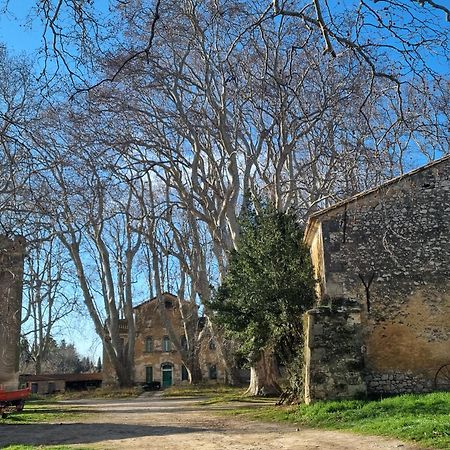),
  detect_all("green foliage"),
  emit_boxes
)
[210,201,315,363]
[222,392,450,449]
